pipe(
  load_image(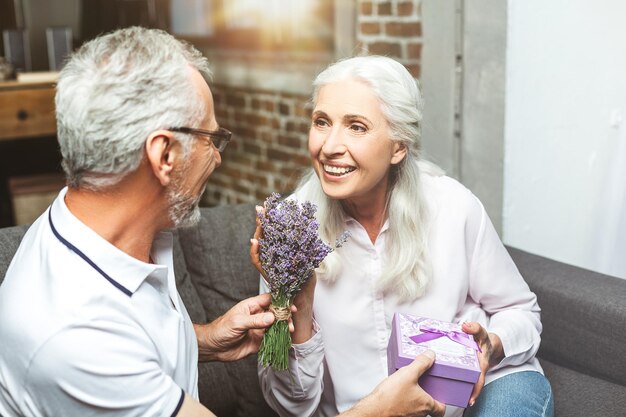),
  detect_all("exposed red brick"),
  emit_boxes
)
[368,41,402,57]
[255,190,271,200]
[377,1,392,15]
[263,100,275,112]
[405,63,421,78]
[215,107,228,120]
[278,135,304,149]
[218,165,243,179]
[234,126,257,139]
[244,113,270,126]
[243,143,262,155]
[385,22,422,37]
[397,2,413,16]
[225,153,253,167]
[233,183,250,195]
[207,176,228,187]
[267,148,294,162]
[256,160,275,172]
[251,98,261,110]
[407,42,422,59]
[360,22,381,35]
[299,122,311,134]
[226,93,246,108]
[295,103,312,118]
[278,103,291,115]
[360,1,373,15]
[242,173,269,187]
